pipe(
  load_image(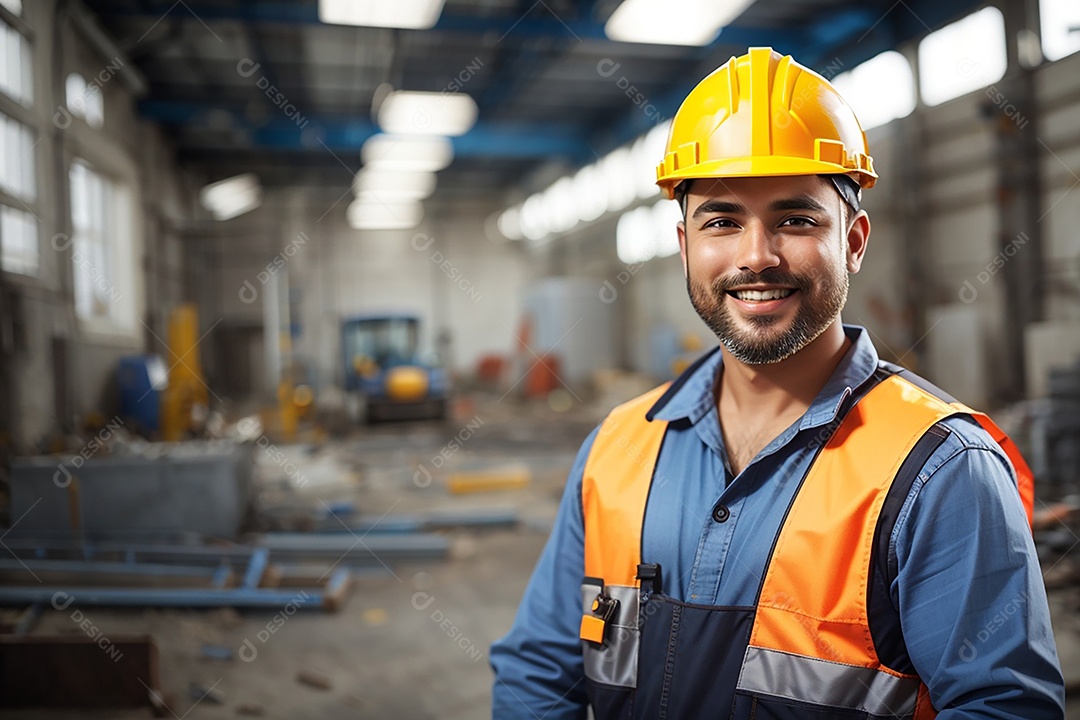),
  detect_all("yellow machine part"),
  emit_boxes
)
[385,366,429,401]
[161,303,209,441]
[353,355,379,379]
